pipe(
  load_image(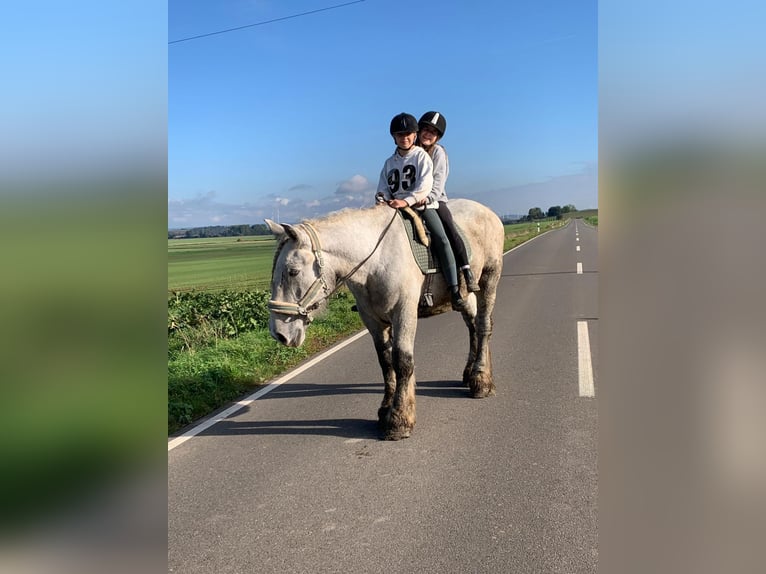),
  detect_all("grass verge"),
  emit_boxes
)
[168,290,362,434]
